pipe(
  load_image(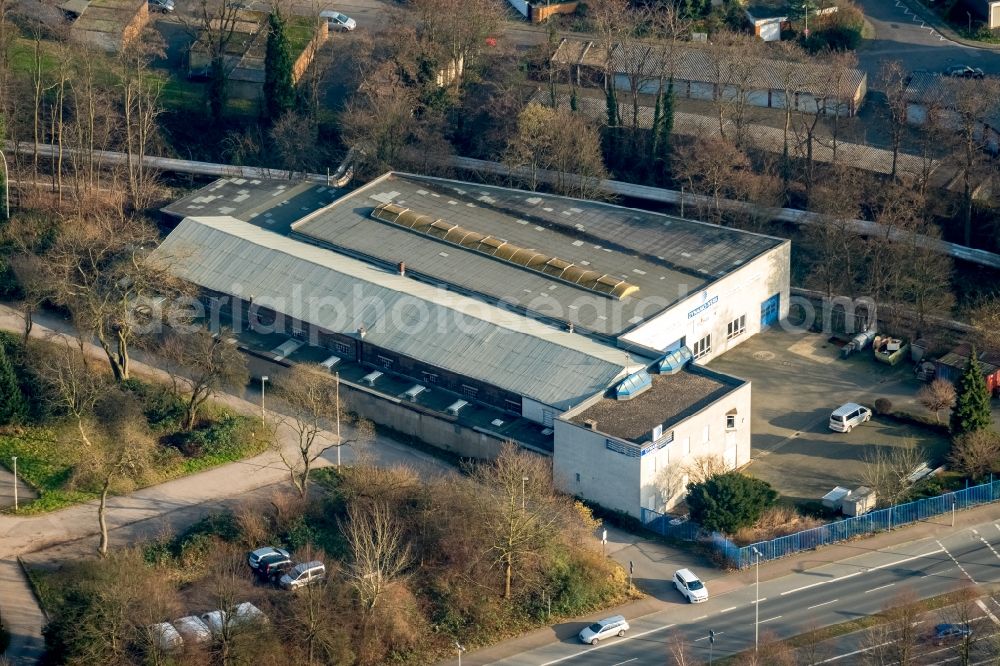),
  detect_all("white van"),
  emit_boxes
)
[829,403,872,432]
